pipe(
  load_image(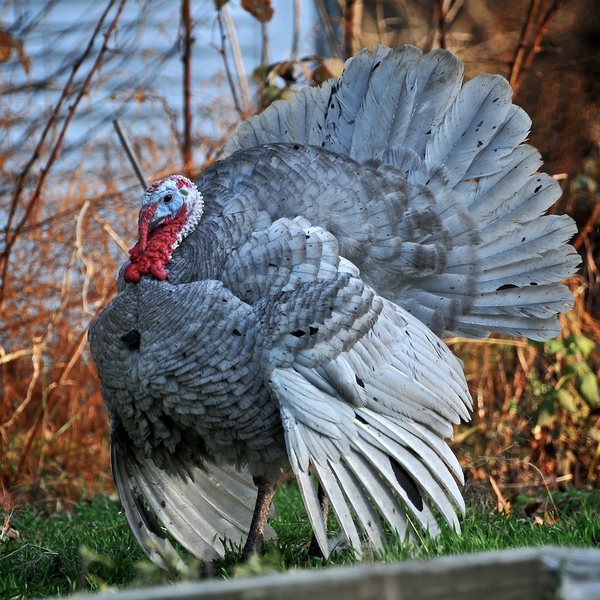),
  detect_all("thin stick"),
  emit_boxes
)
[509,0,565,95]
[512,0,565,96]
[113,120,148,190]
[261,21,270,66]
[314,0,342,59]
[572,193,600,251]
[509,0,542,90]
[214,10,242,115]
[344,0,363,58]
[180,0,193,176]
[374,0,388,48]
[437,0,448,50]
[291,0,301,61]
[221,3,251,113]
